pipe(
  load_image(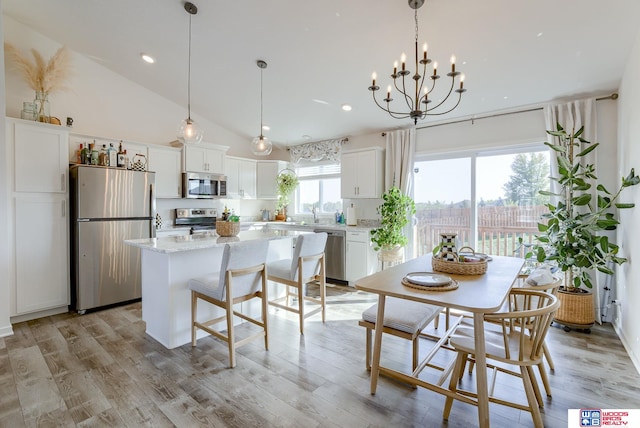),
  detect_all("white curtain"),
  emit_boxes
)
[543,98,603,323]
[385,128,415,195]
